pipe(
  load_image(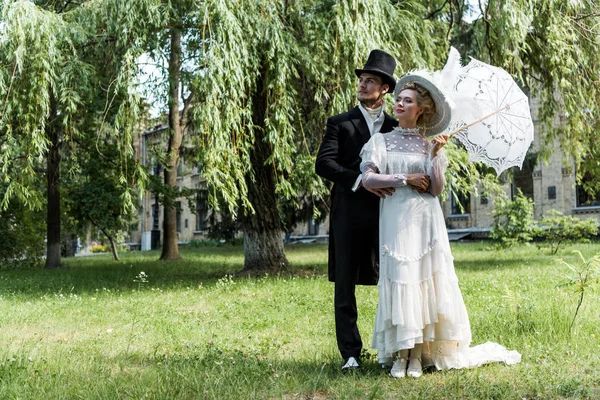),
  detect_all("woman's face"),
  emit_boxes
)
[393,89,423,126]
